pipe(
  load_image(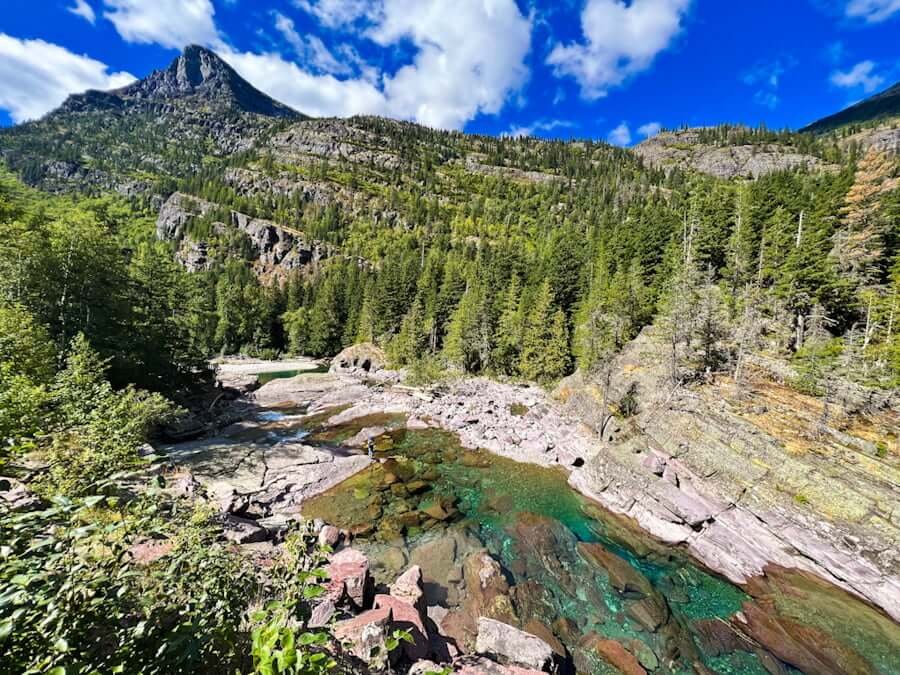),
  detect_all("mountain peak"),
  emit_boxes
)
[58,45,300,119]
